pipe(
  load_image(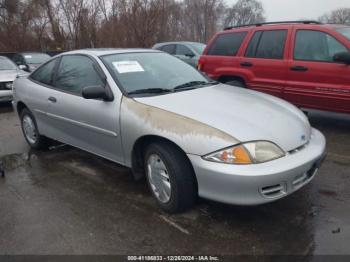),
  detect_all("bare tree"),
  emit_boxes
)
[319,8,350,25]
[224,0,265,28]
[181,0,225,43]
[0,0,267,52]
